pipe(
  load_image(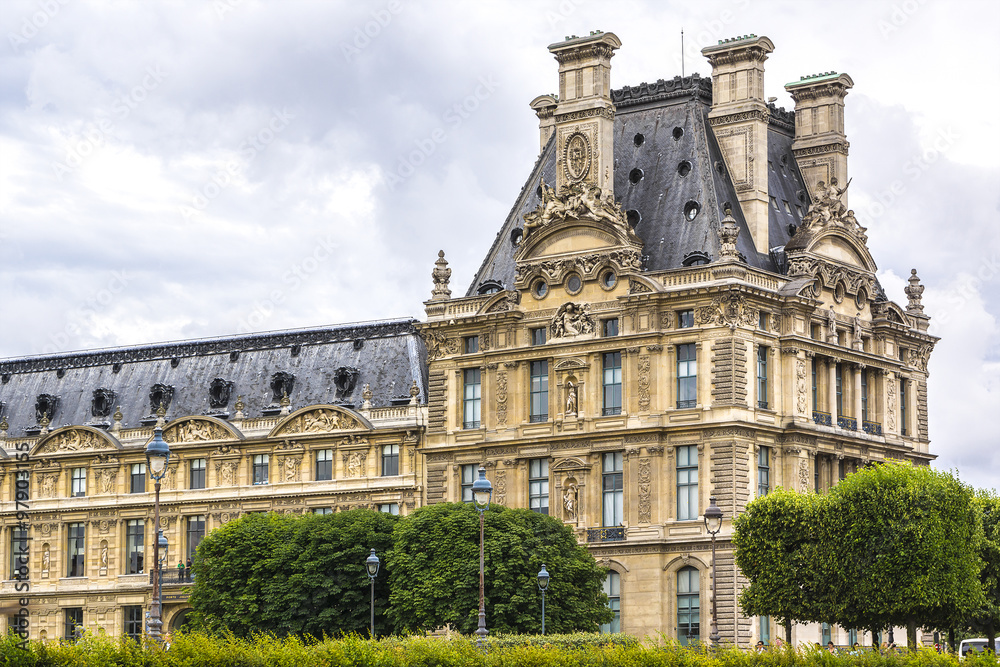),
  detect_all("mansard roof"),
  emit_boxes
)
[0,319,426,436]
[467,74,809,295]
